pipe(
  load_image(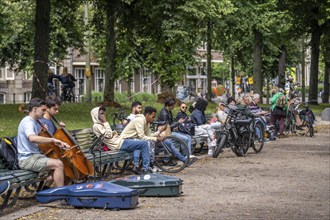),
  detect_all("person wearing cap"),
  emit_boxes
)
[17,98,70,187]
